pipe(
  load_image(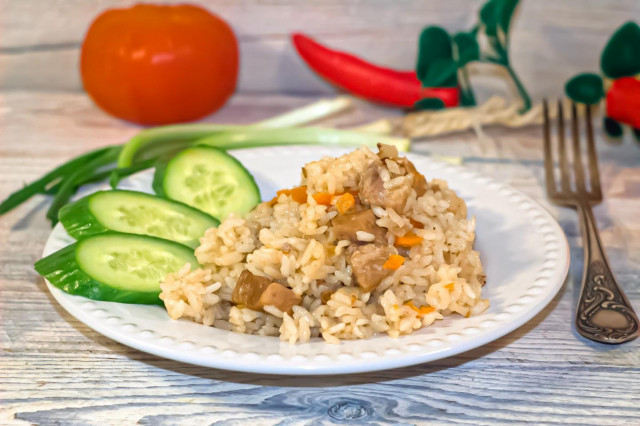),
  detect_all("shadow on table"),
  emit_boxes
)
[41,273,577,389]
[10,198,50,231]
